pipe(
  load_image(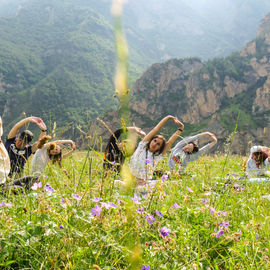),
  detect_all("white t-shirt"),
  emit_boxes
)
[129,141,163,180]
[0,142,10,184]
[31,147,50,174]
